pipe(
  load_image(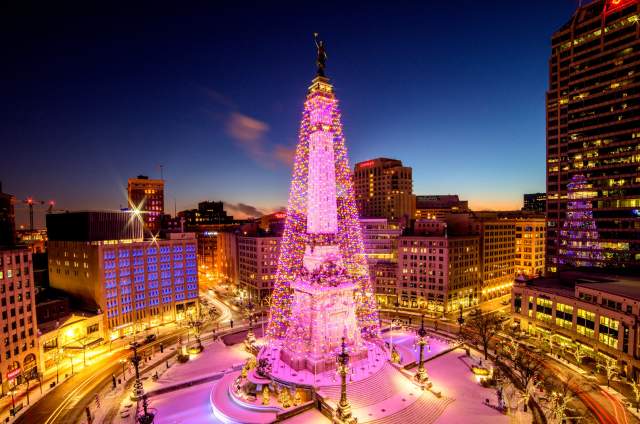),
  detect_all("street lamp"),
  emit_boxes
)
[457,304,465,335]
[129,342,143,401]
[335,337,356,424]
[414,314,430,386]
